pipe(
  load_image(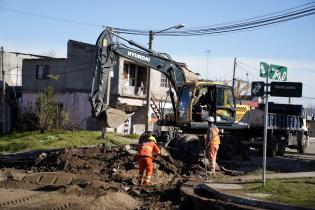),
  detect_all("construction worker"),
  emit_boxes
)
[138,135,160,186]
[204,116,220,175]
